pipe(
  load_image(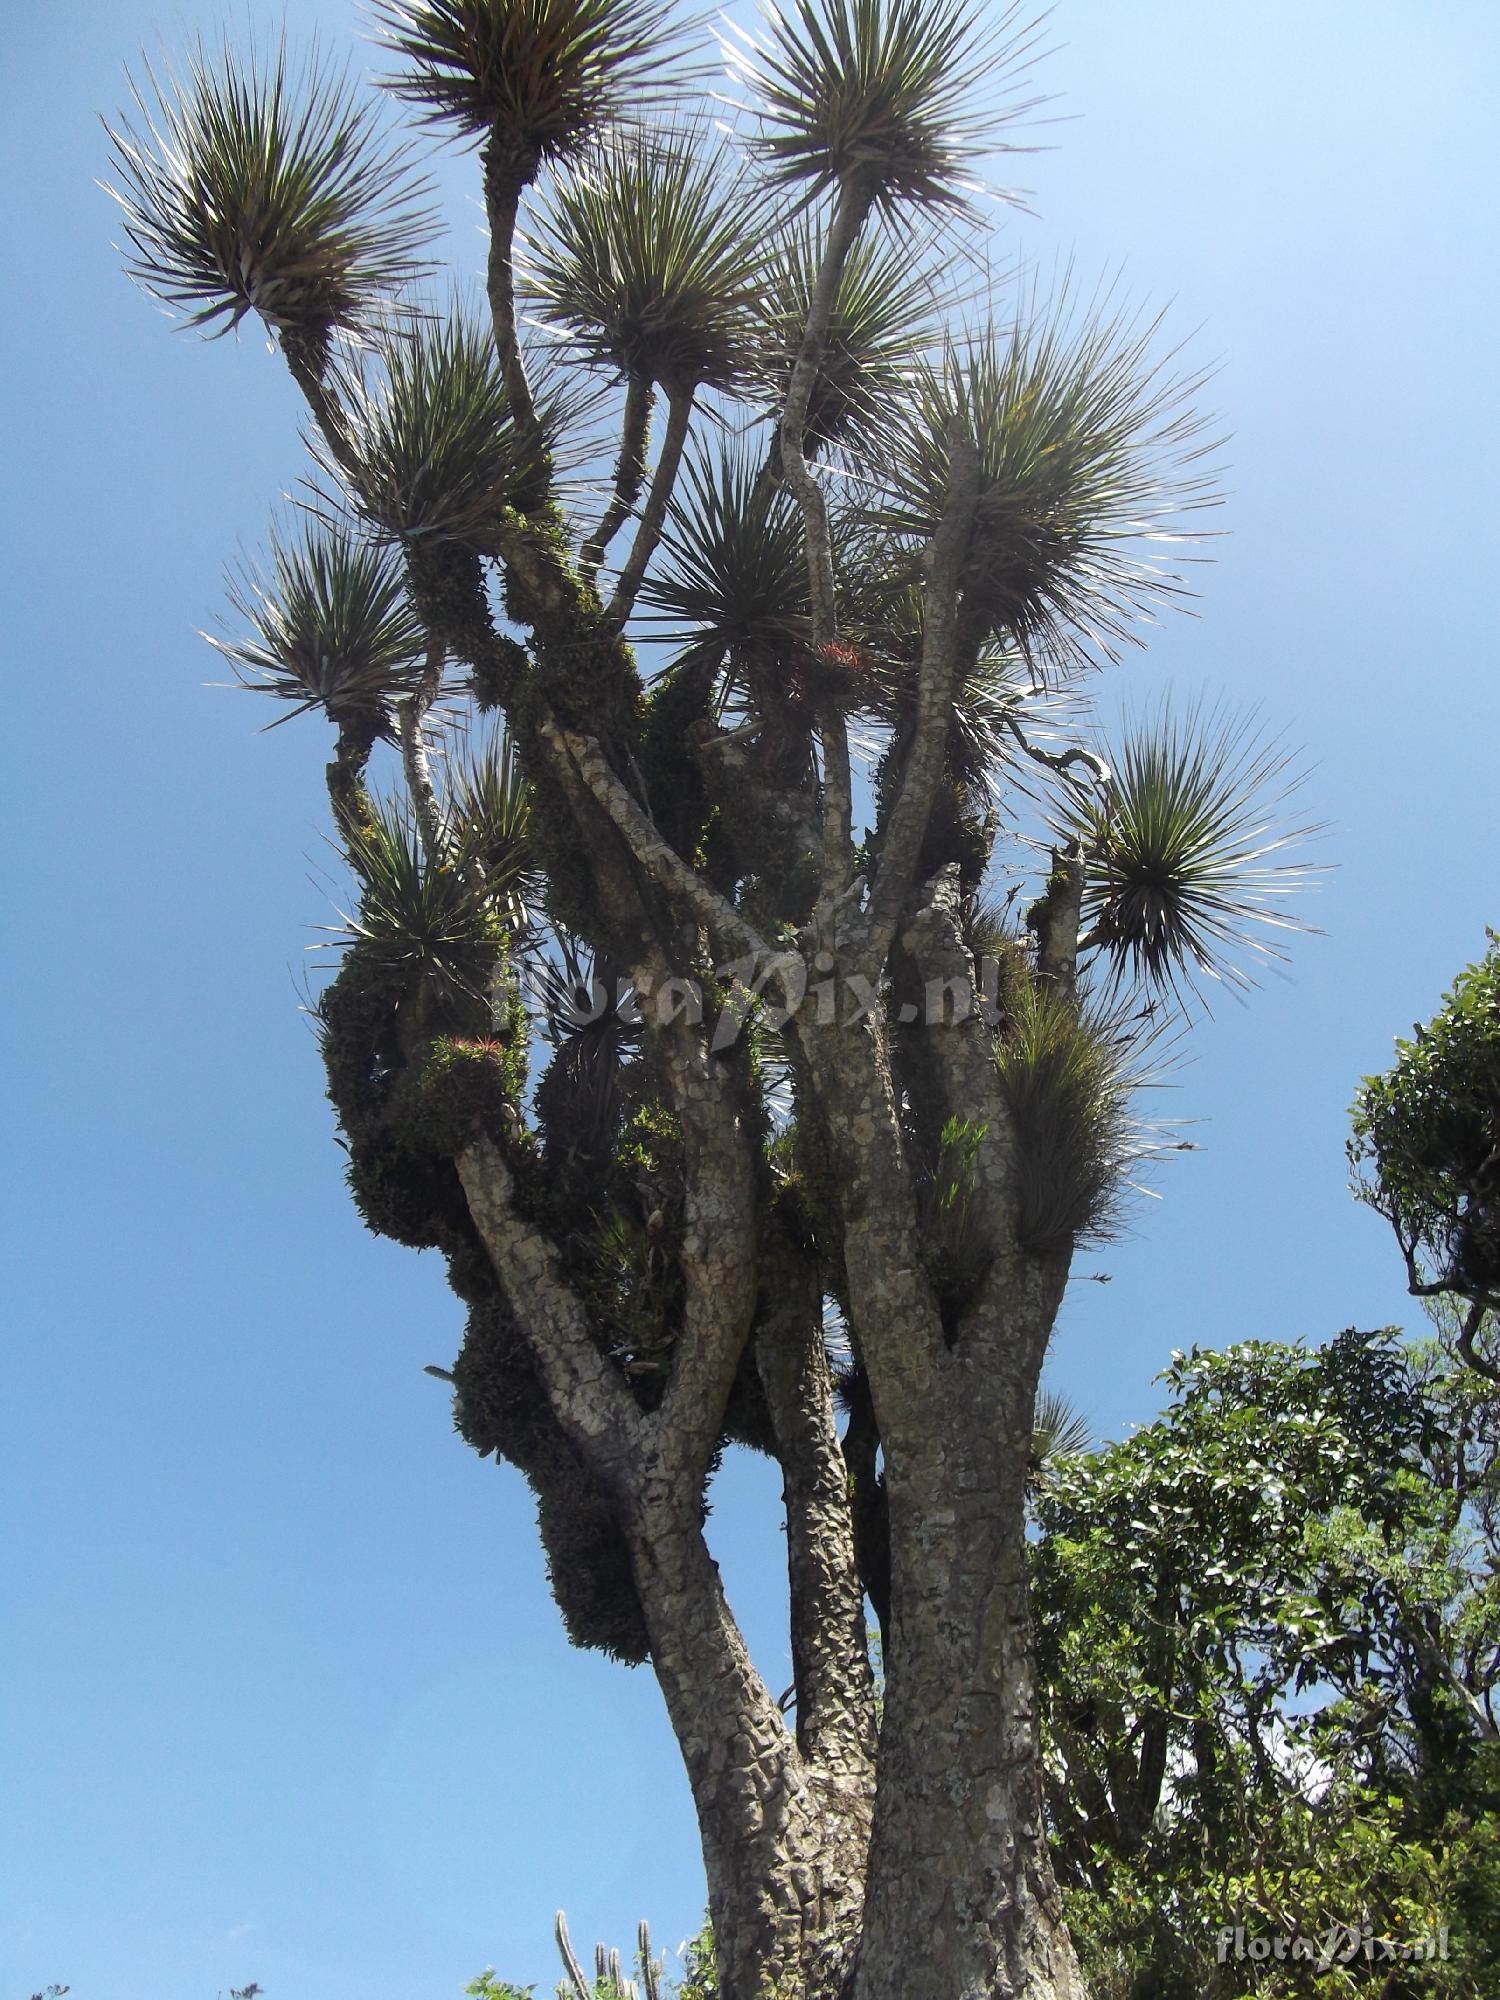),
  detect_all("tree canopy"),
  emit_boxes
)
[1033,1329,1500,1997]
[1351,934,1500,1382]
